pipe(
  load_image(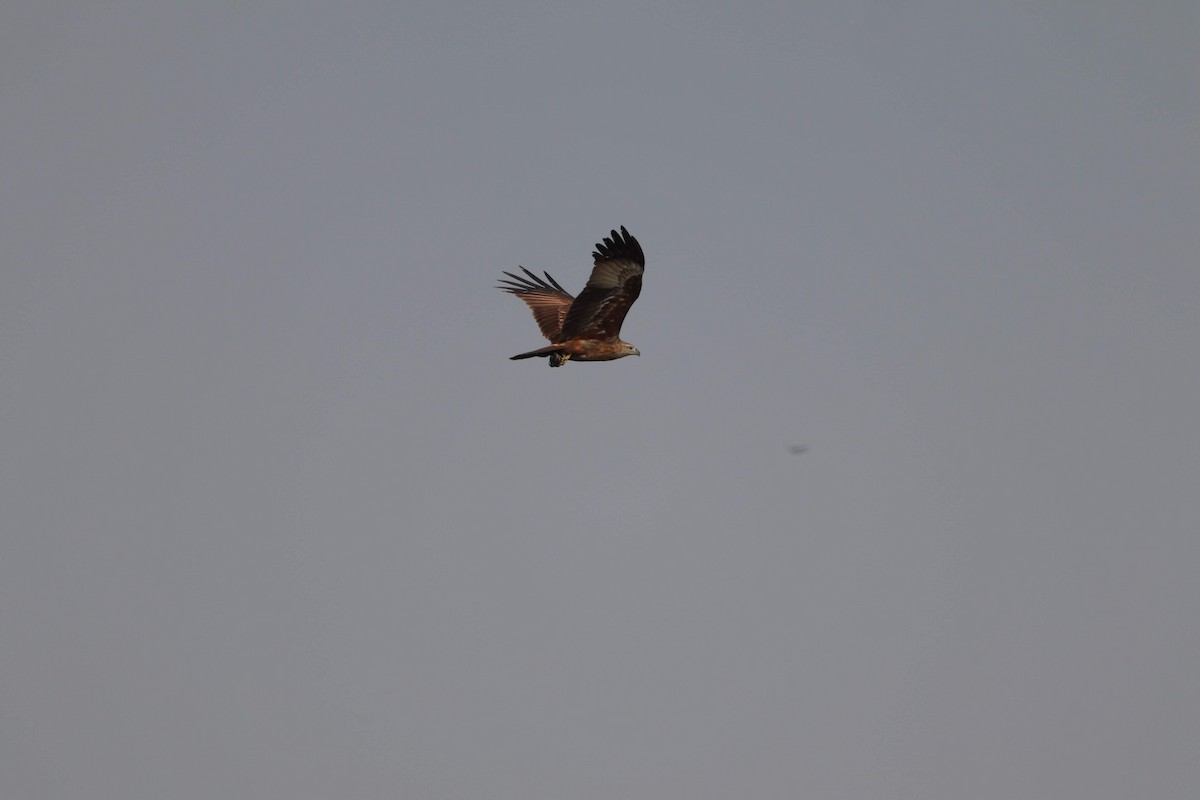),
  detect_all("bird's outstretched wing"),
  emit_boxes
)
[560,226,644,340]
[497,267,574,341]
